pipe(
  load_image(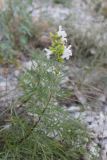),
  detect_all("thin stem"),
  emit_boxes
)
[17,93,52,145]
